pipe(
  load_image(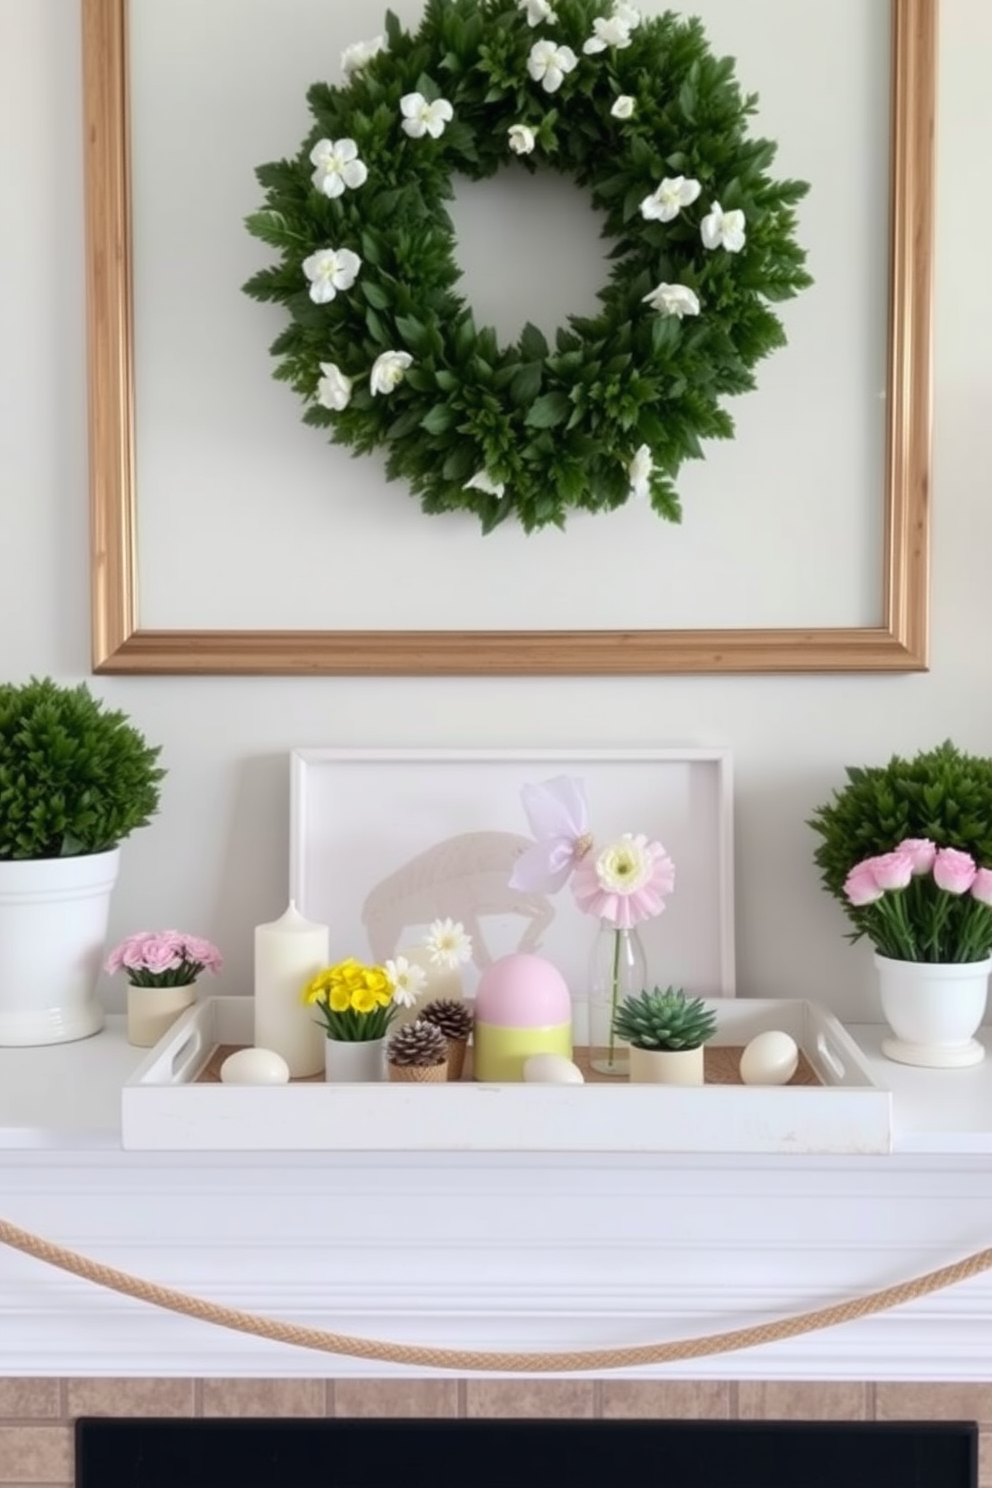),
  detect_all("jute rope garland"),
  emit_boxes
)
[2,1214,990,1373]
